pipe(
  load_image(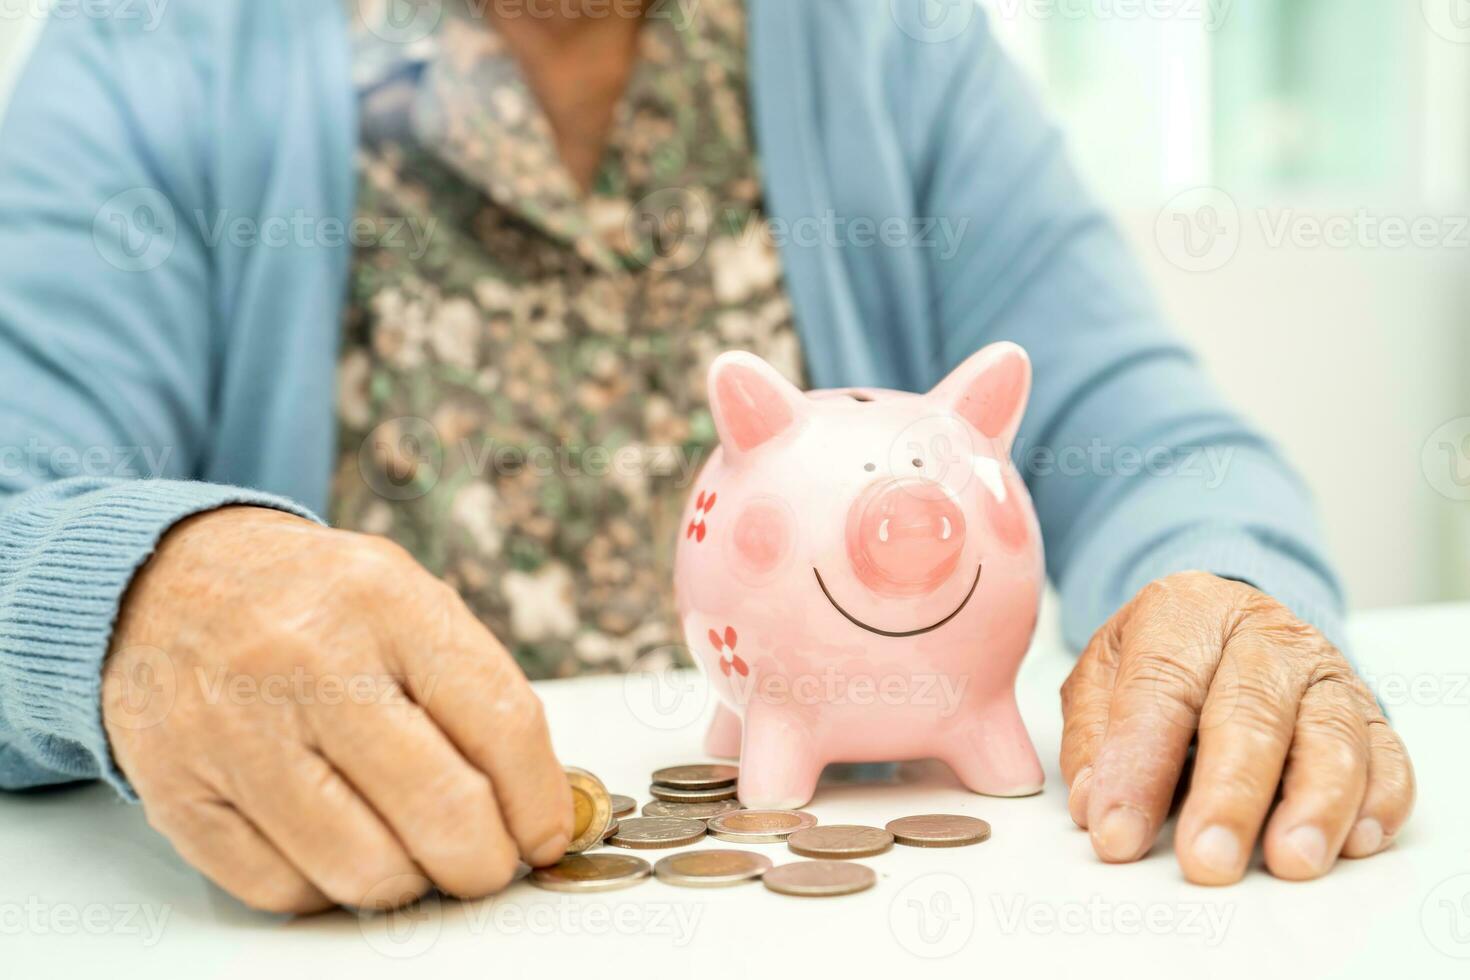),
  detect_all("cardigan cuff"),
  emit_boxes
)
[0,480,321,801]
